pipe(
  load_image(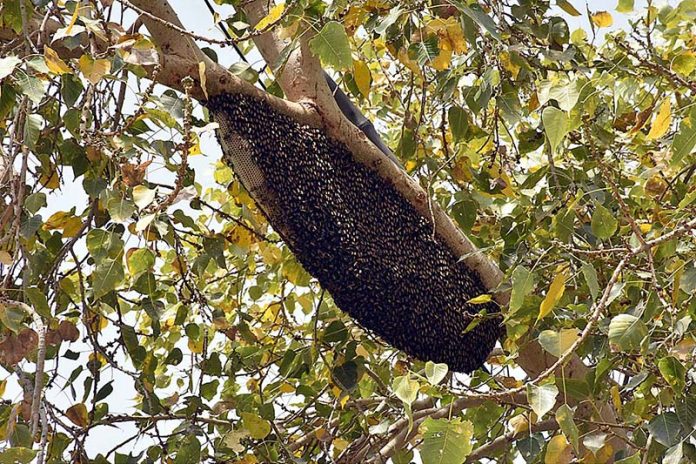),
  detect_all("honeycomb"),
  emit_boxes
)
[207,92,503,373]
